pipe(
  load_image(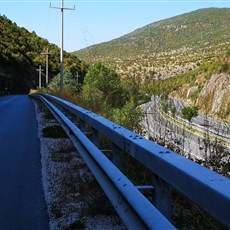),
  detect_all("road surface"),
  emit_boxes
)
[0,95,49,229]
